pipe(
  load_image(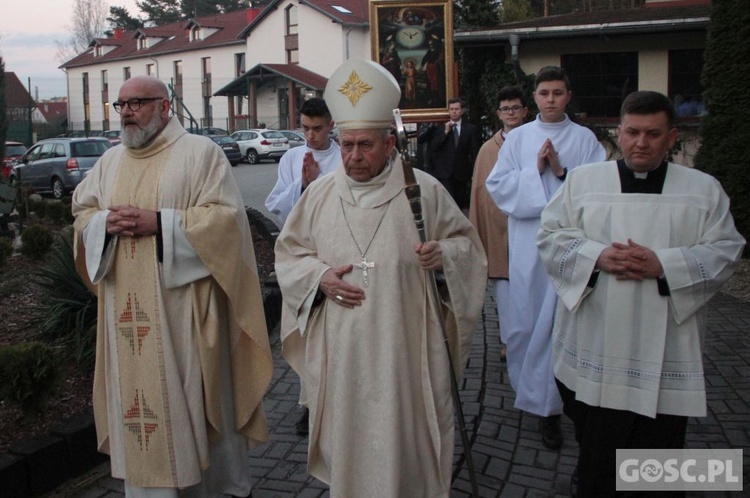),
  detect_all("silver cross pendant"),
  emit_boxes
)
[354,256,375,287]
